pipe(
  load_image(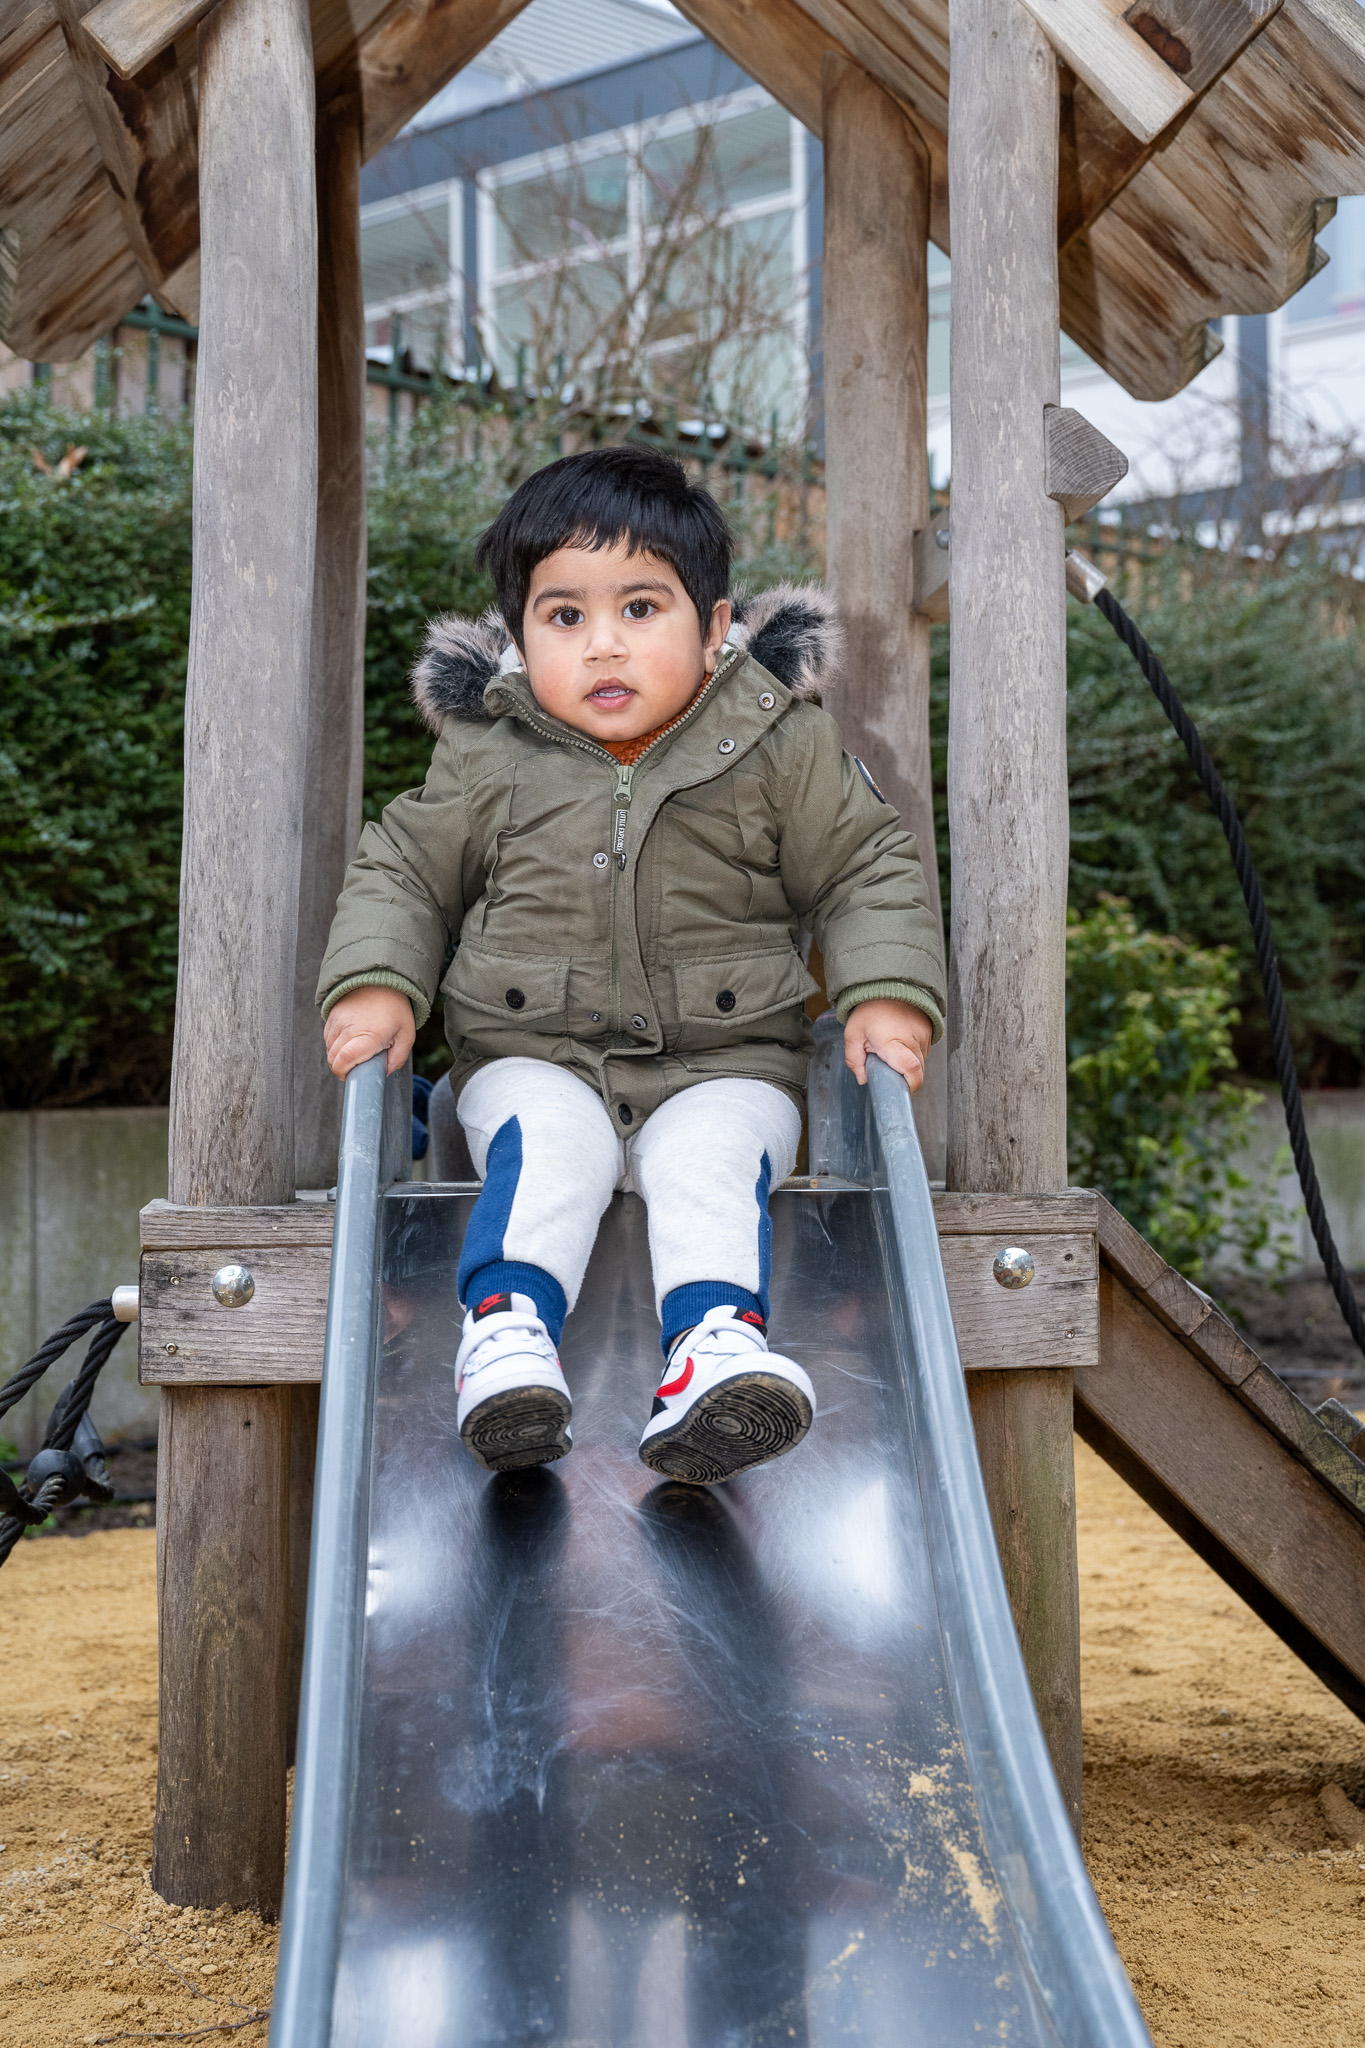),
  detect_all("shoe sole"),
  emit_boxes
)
[638,1372,813,1486]
[461,1384,573,1472]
